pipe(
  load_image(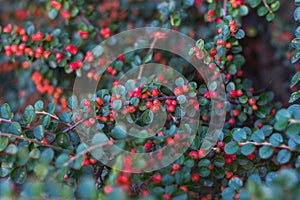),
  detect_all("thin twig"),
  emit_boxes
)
[262,0,273,14]
[35,111,59,120]
[63,119,85,133]
[289,118,300,124]
[223,0,227,17]
[63,140,114,167]
[0,118,12,123]
[0,131,64,151]
[239,141,299,152]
